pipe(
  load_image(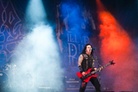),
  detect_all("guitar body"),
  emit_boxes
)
[76,68,97,83]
